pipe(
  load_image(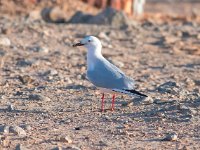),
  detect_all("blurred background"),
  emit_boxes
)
[0,0,200,23]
